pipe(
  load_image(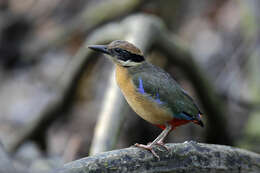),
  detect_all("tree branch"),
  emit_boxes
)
[53,142,260,173]
[7,23,123,154]
[24,0,150,62]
